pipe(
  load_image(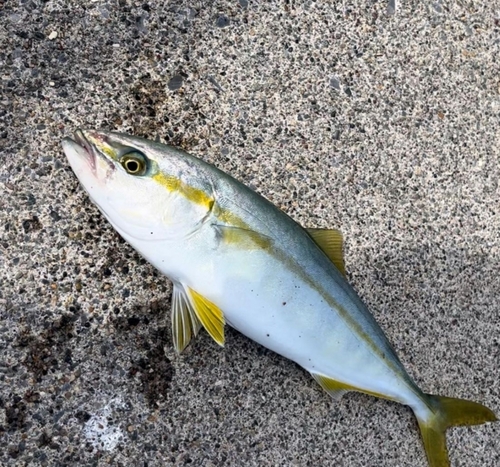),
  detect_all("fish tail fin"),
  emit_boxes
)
[415,394,496,467]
